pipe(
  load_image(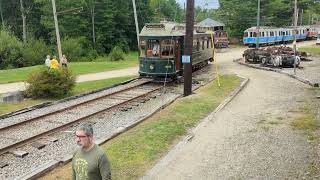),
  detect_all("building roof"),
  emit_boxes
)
[198,18,225,27]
